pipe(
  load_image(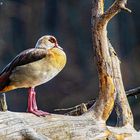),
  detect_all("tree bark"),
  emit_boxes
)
[0,0,140,139]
